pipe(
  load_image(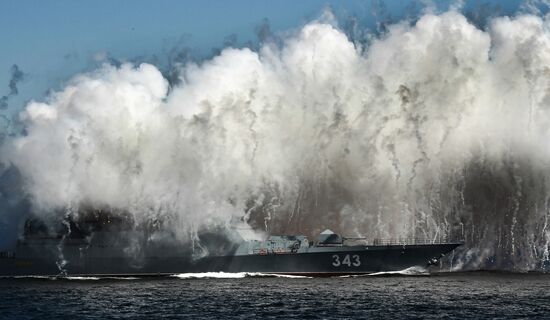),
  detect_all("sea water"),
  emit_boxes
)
[1,272,550,319]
